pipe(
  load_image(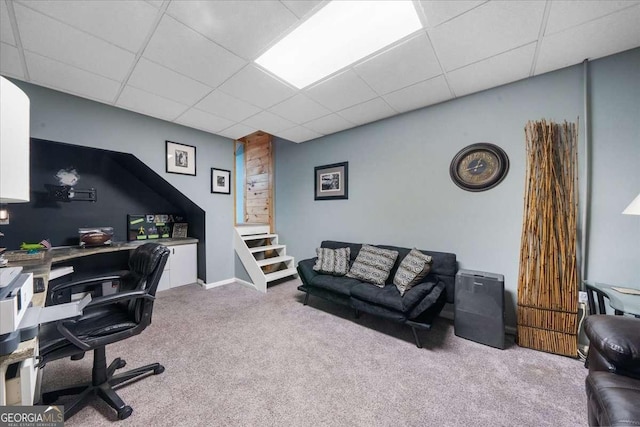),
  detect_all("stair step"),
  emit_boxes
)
[264,268,298,282]
[242,233,277,241]
[249,244,285,253]
[256,255,293,267]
